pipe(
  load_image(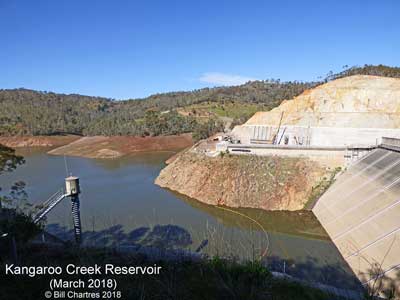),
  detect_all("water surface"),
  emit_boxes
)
[0,148,359,289]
